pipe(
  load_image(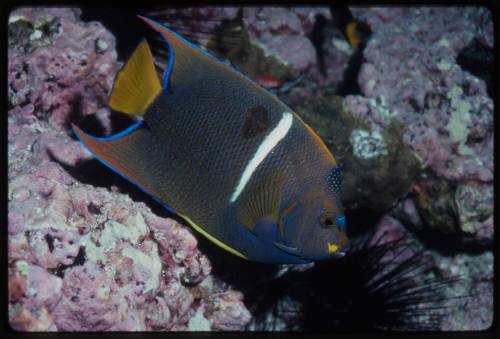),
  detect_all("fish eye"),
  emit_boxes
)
[319,211,336,229]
